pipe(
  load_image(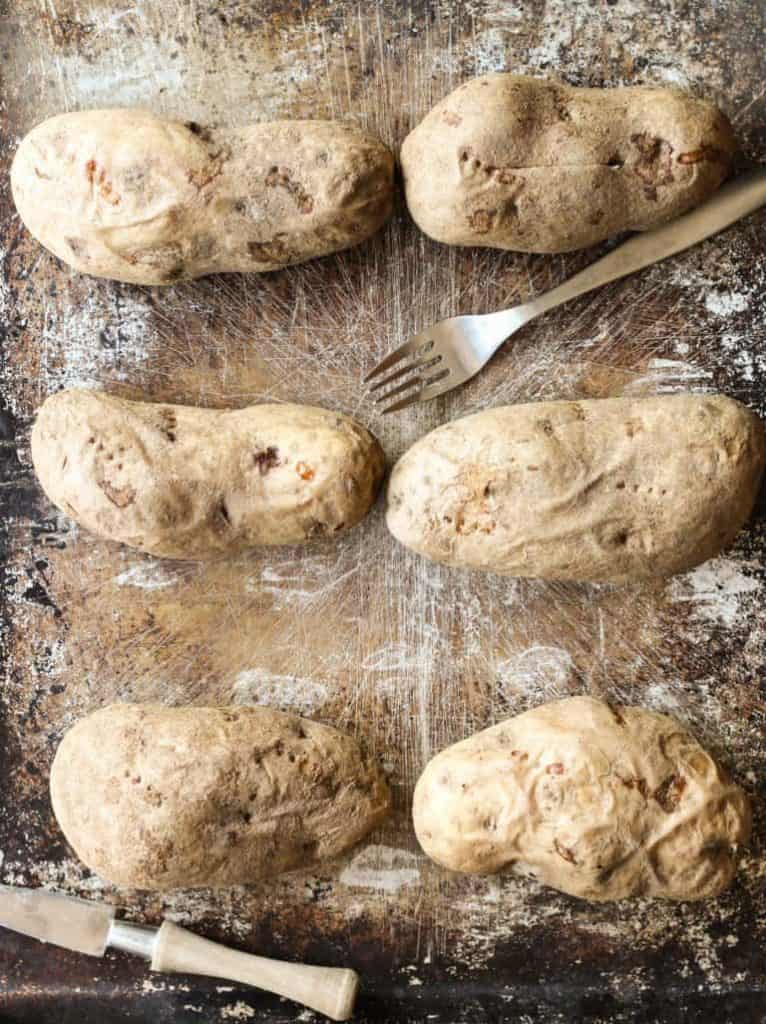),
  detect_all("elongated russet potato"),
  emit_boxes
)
[414,696,750,901]
[32,389,385,559]
[386,395,765,583]
[50,704,391,889]
[11,110,394,283]
[401,74,735,252]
